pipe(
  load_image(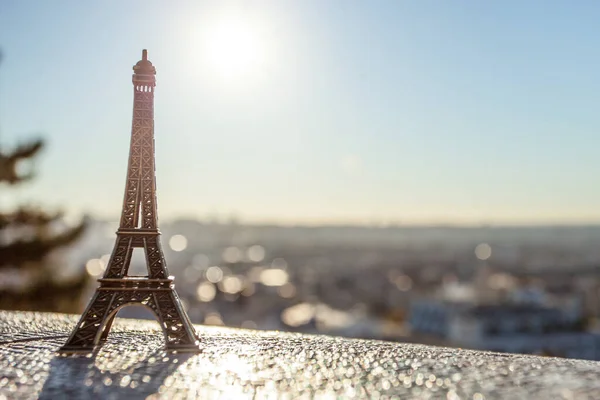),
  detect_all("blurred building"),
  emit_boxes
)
[409,290,600,360]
